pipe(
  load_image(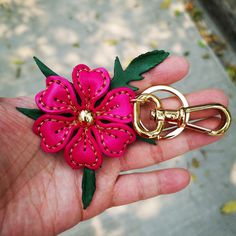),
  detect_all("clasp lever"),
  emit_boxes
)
[182,104,231,136]
[150,104,231,137]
